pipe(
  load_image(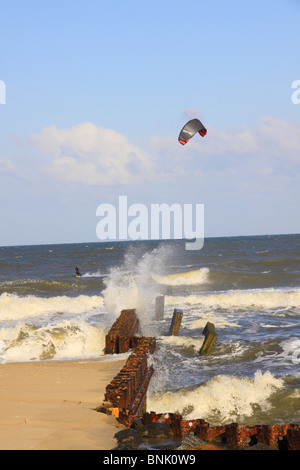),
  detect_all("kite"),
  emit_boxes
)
[178,118,207,145]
